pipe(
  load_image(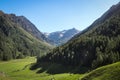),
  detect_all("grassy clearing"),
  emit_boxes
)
[0,57,120,80]
[0,57,85,80]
